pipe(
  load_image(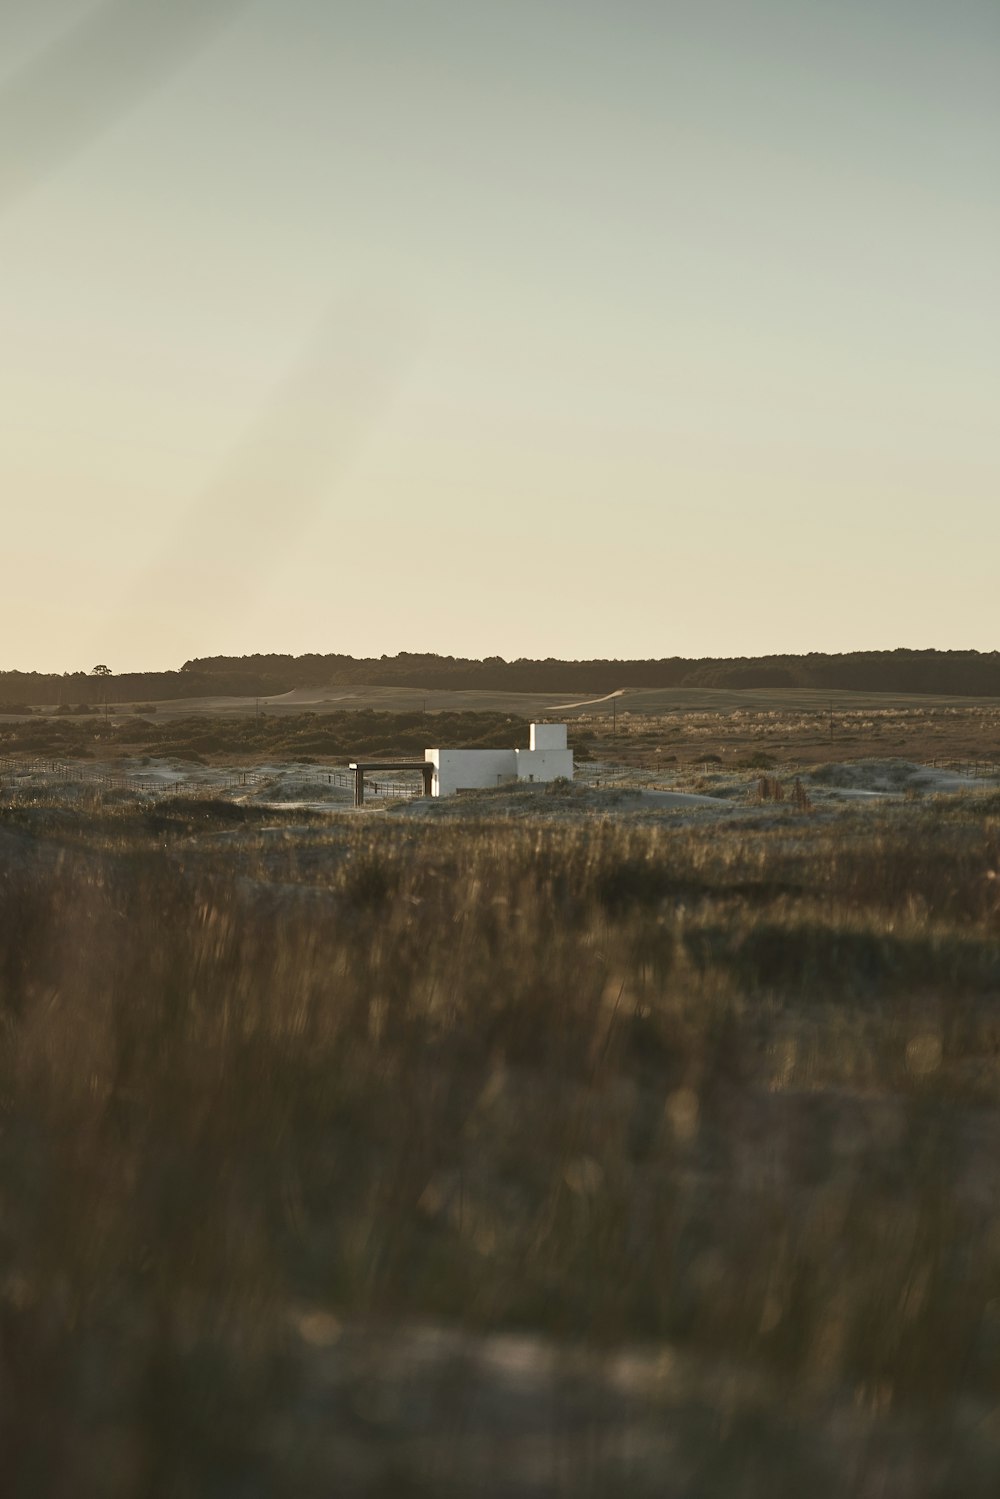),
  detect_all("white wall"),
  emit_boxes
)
[424,726,573,796]
[425,748,517,797]
[514,747,574,782]
[530,723,567,750]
